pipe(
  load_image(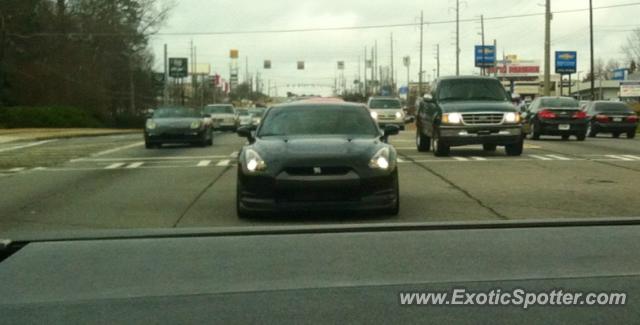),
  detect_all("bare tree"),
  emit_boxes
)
[622,28,640,69]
